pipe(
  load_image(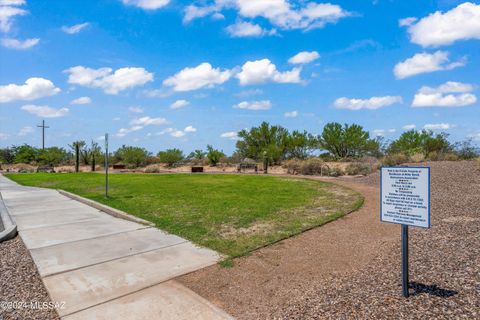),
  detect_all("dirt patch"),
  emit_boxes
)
[219,222,274,239]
